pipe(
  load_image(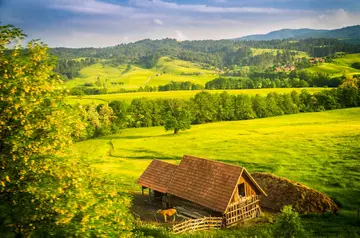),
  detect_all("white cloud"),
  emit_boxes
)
[282,8,360,30]
[48,0,133,14]
[175,30,189,41]
[154,18,164,25]
[129,0,310,14]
